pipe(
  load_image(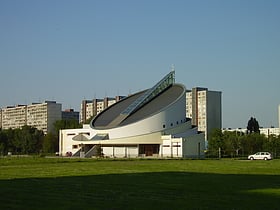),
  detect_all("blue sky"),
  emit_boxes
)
[1,0,280,128]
